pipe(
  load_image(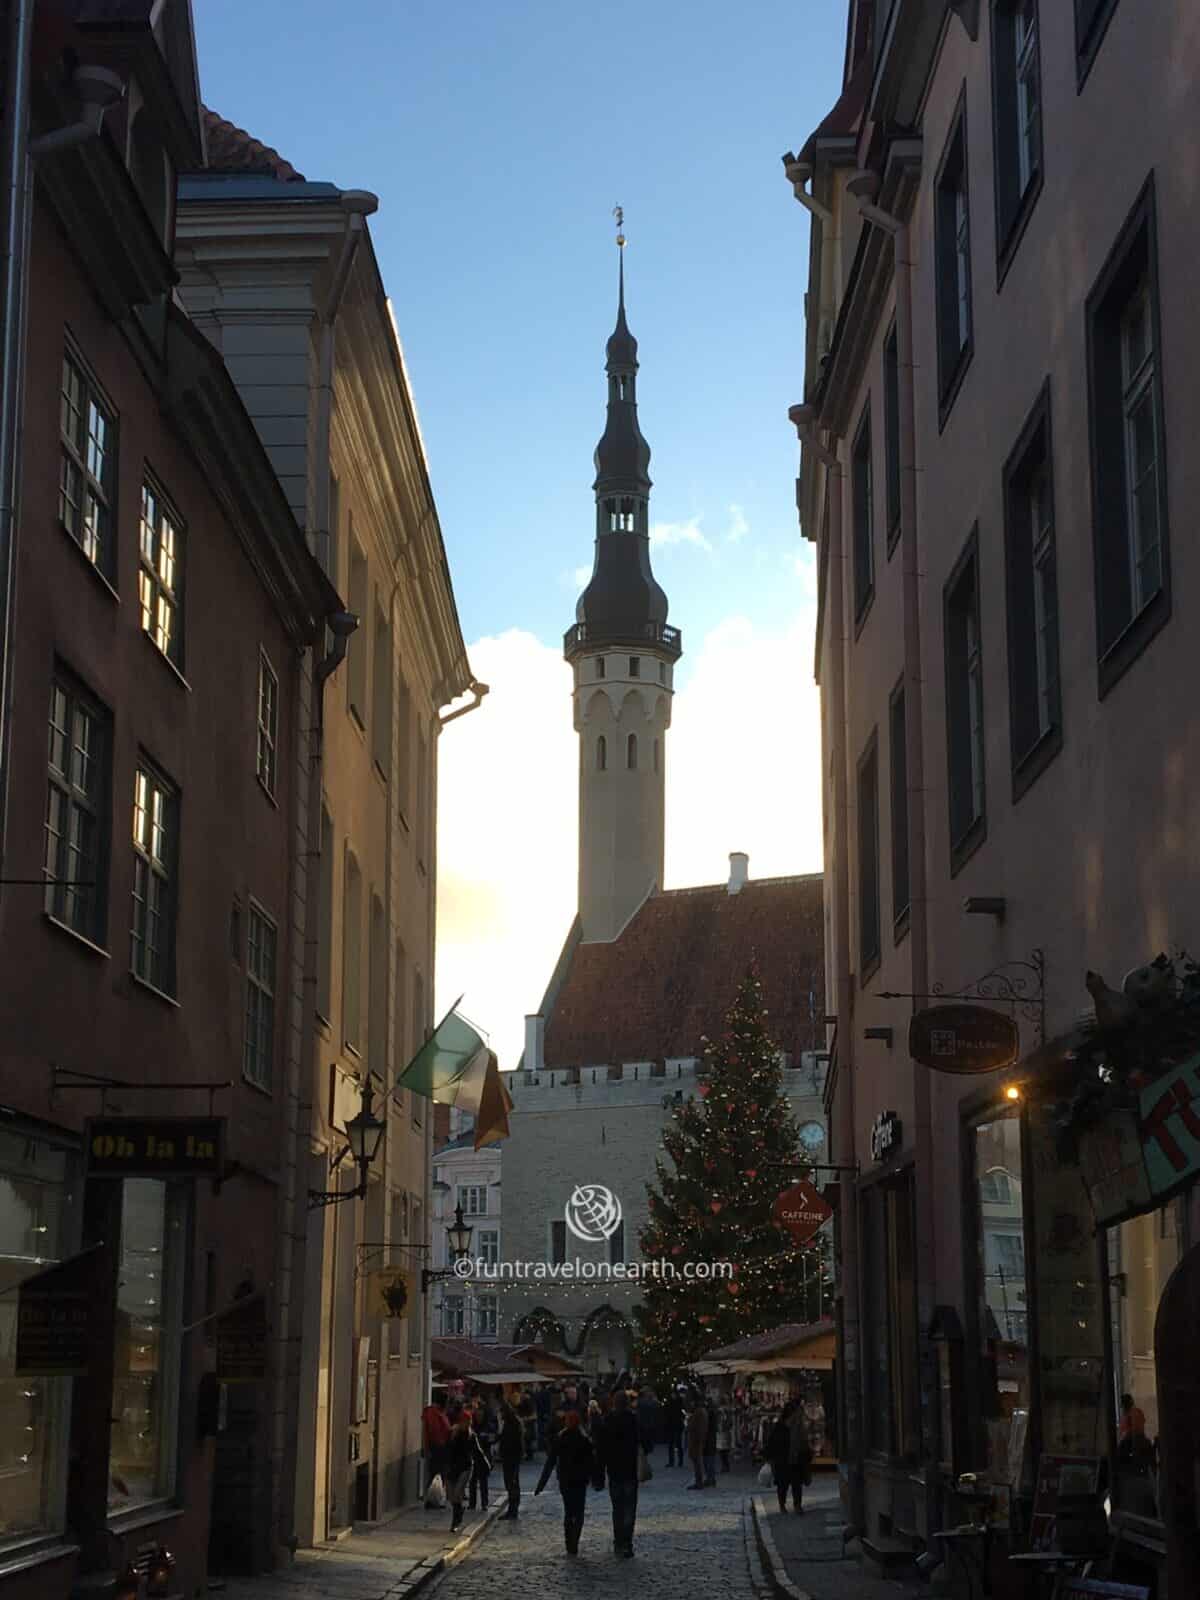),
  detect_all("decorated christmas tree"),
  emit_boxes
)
[633,967,833,1391]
